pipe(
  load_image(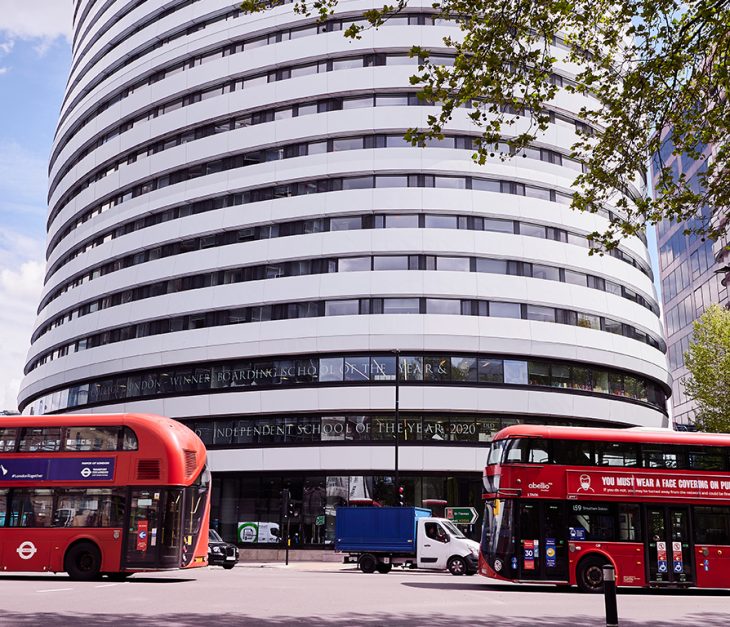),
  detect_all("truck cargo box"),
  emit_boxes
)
[335,507,431,553]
